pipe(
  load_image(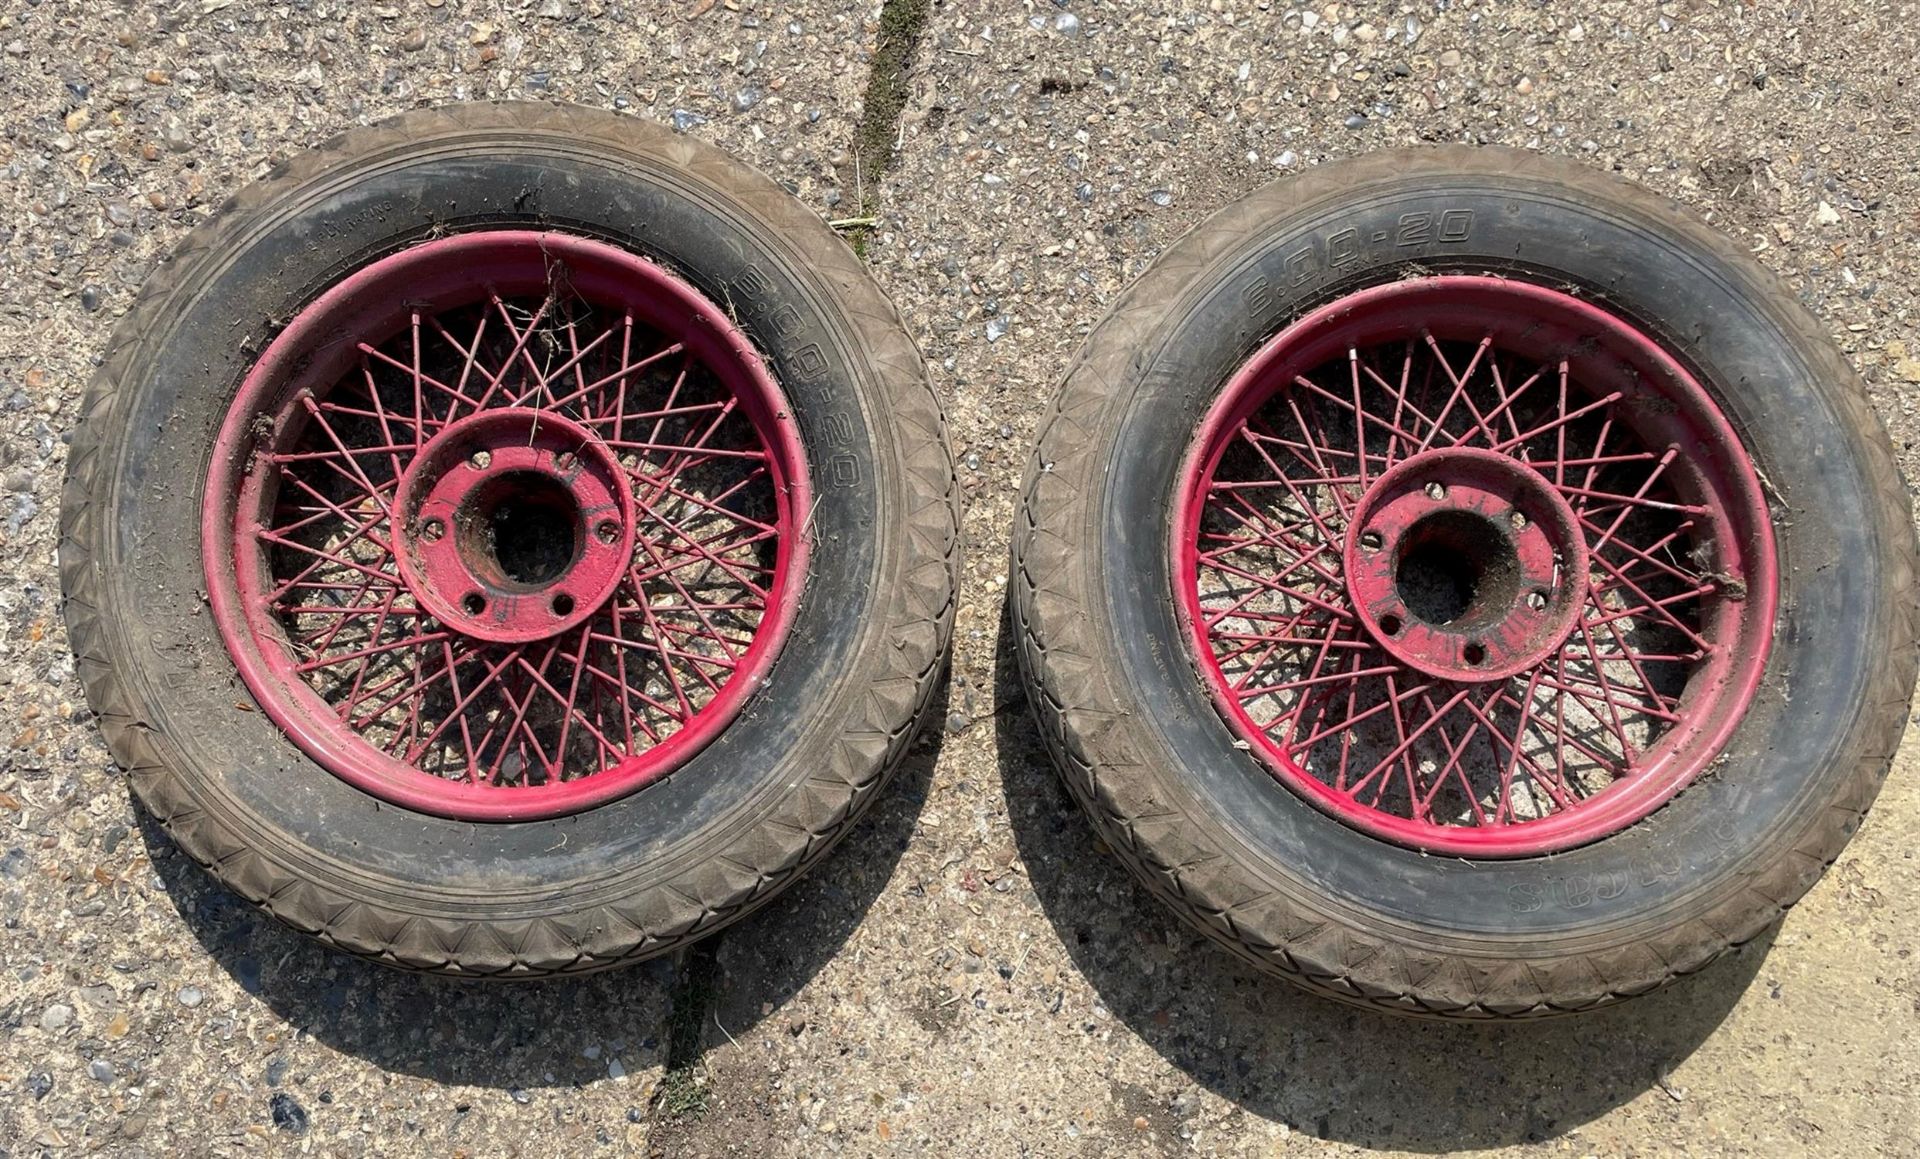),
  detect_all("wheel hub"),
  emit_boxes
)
[1345,448,1588,683]
[393,409,634,644]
